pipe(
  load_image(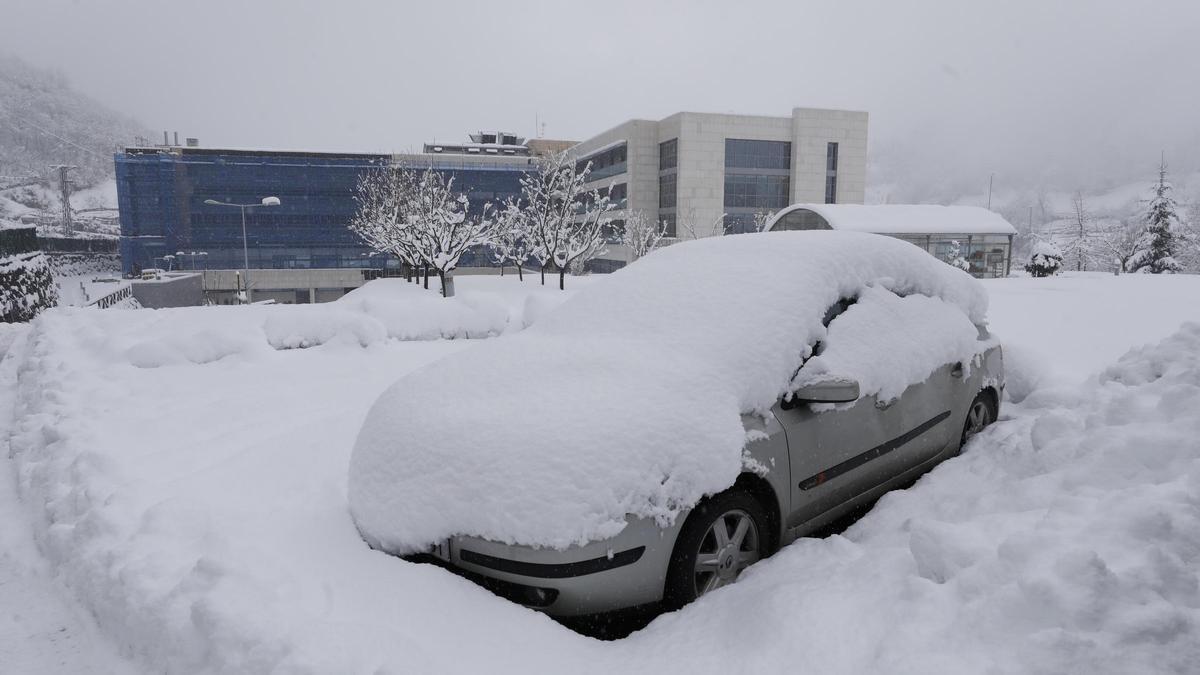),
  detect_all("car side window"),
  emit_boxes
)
[821,297,857,328]
[801,296,858,369]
